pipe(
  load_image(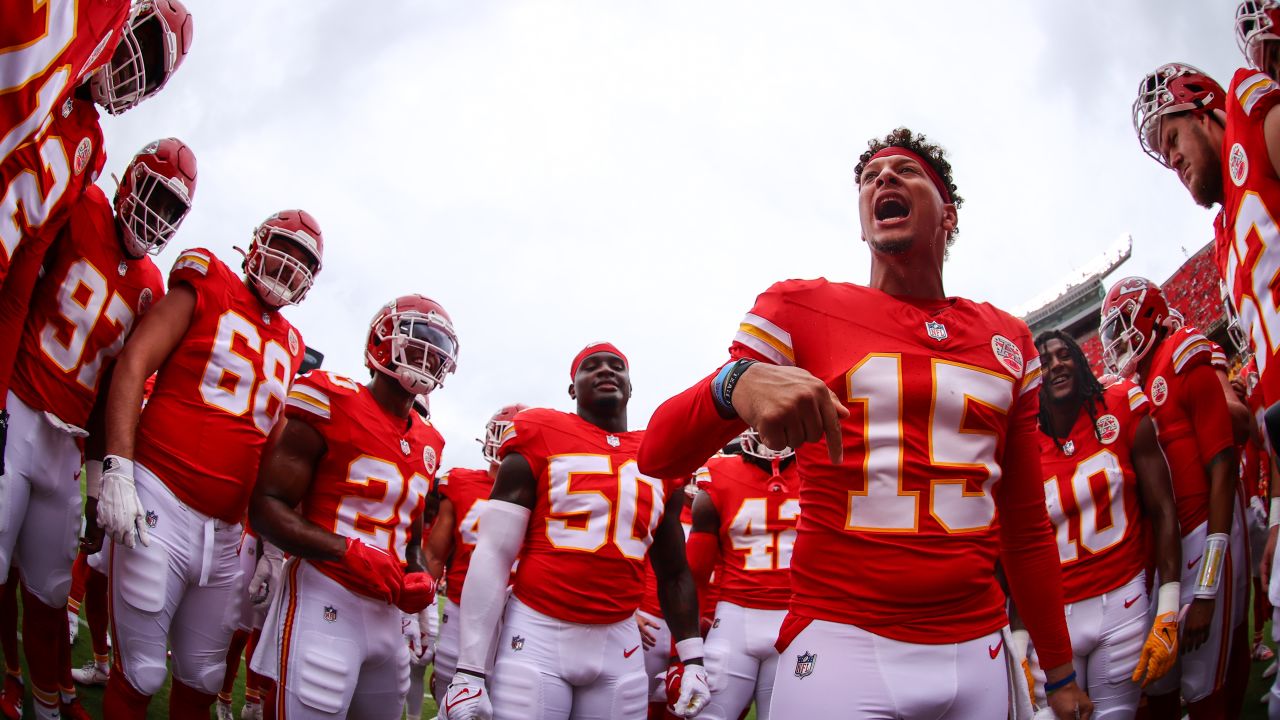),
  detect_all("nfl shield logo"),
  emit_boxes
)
[1062,440,1075,456]
[511,635,525,651]
[794,652,816,679]
[925,321,947,341]
[323,605,338,623]
[145,510,158,528]
[606,435,621,447]
[400,438,411,455]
